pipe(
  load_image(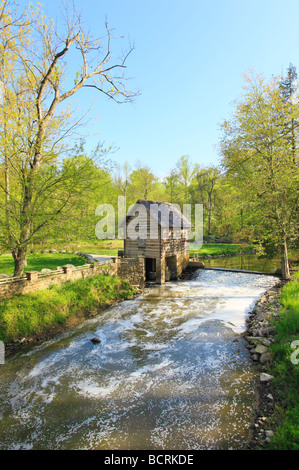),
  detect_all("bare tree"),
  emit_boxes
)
[0,2,138,275]
[114,161,132,197]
